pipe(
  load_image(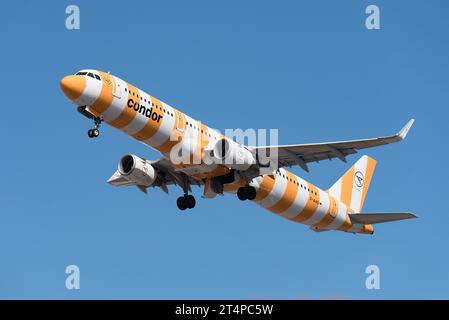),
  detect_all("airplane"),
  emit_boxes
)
[60,69,417,235]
